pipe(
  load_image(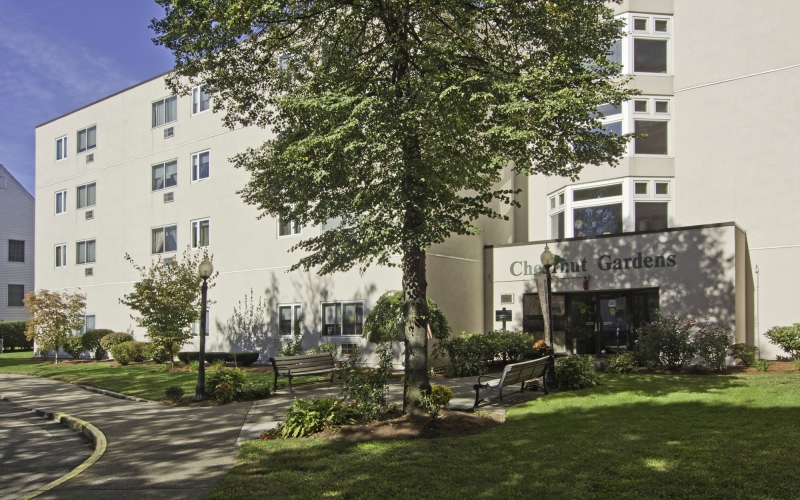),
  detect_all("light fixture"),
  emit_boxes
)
[540,245,555,268]
[199,259,214,279]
